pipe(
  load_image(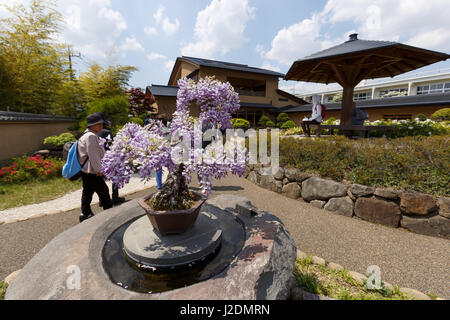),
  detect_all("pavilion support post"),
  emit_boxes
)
[341,85,354,128]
